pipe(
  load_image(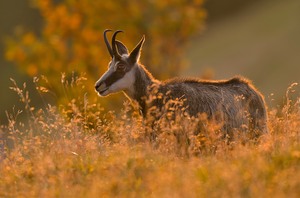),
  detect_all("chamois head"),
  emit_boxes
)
[95,30,145,97]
